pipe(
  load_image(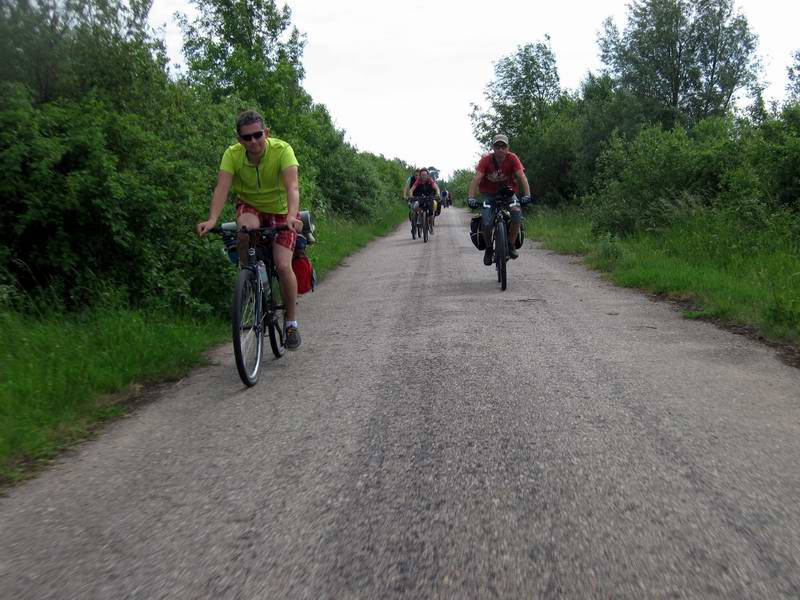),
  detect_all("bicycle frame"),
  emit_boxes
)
[482,194,520,244]
[211,224,289,385]
[411,195,435,242]
[482,193,520,291]
[415,195,435,216]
